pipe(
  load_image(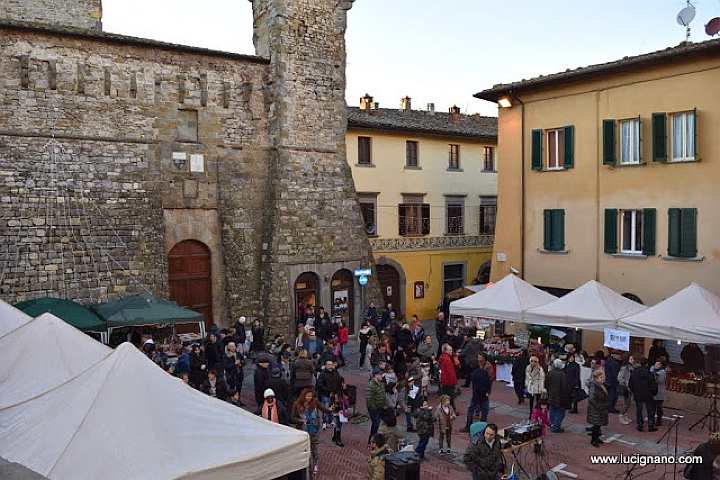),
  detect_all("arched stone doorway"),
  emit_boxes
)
[377,264,402,314]
[295,272,320,326]
[331,269,355,333]
[168,240,213,328]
